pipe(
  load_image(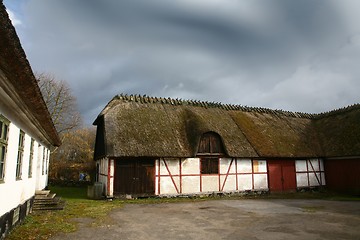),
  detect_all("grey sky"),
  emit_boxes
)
[4,0,360,125]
